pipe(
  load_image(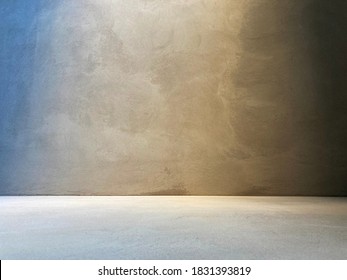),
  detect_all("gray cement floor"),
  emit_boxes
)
[0,196,346,259]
